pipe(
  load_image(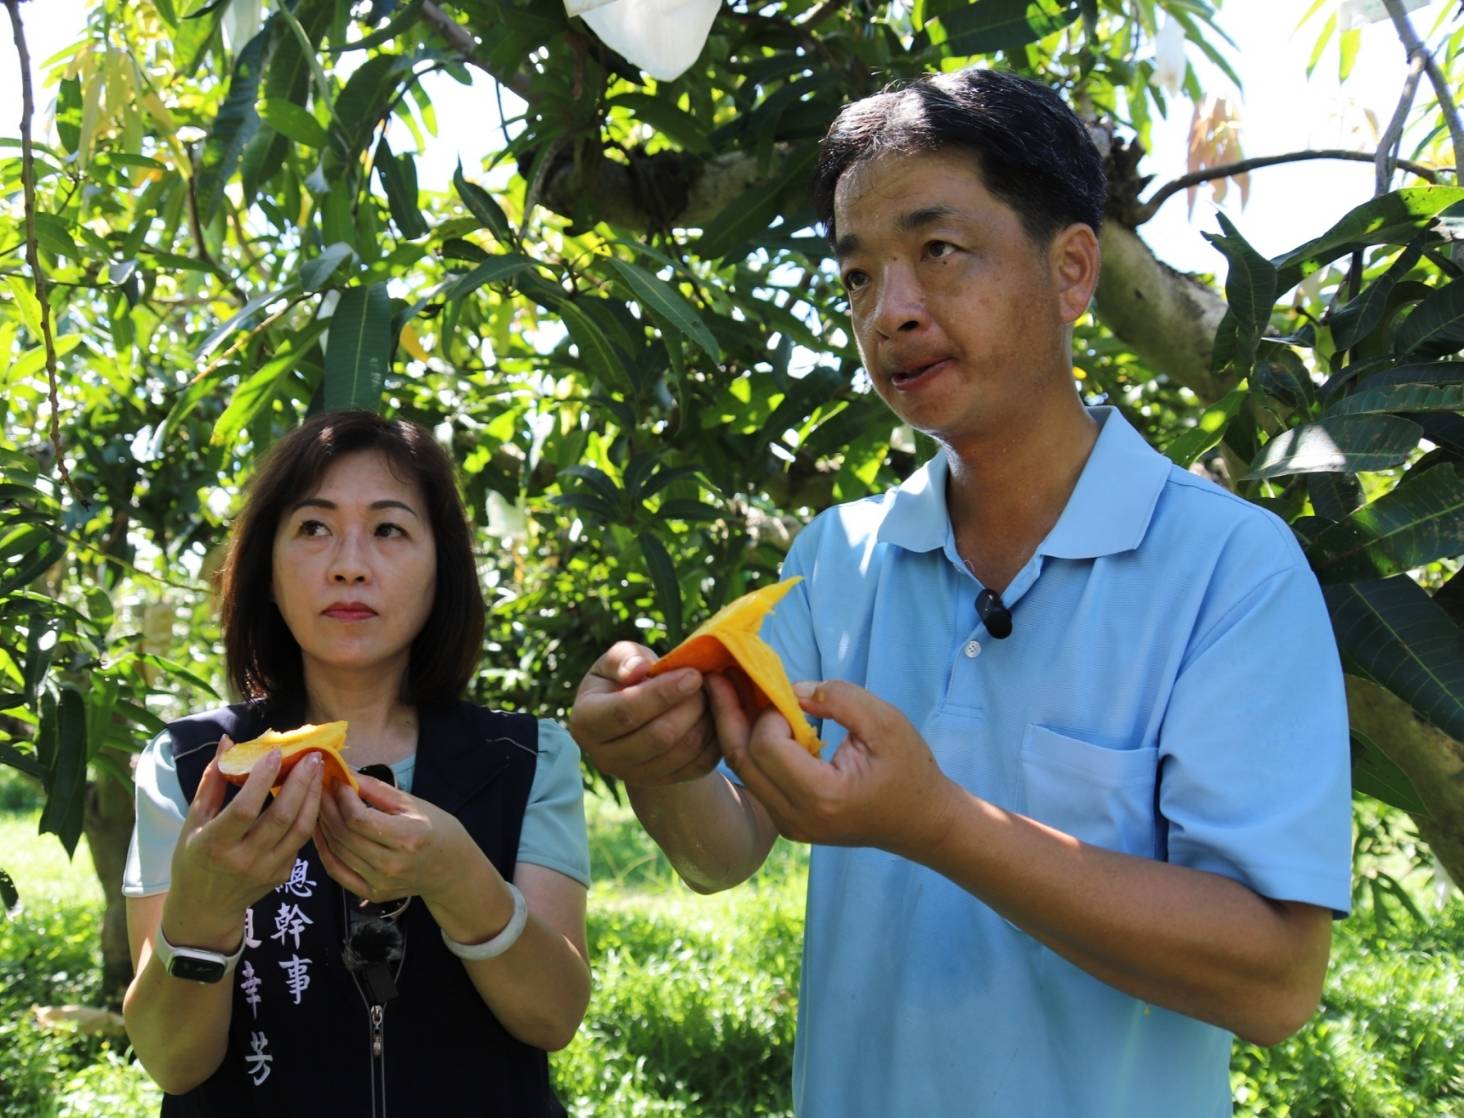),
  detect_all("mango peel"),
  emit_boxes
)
[217,720,359,792]
[648,577,821,755]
